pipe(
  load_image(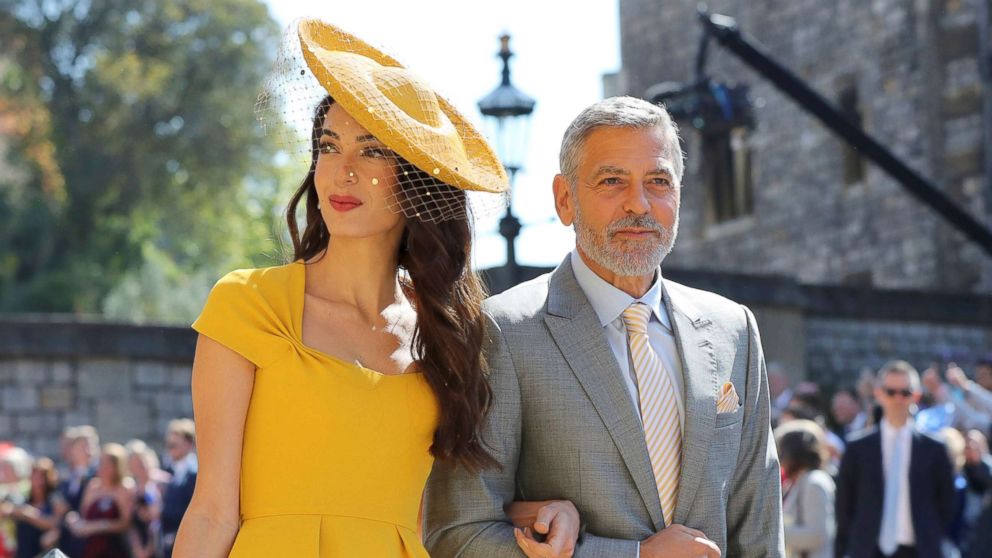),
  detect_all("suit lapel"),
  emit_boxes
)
[870,430,884,499]
[544,258,666,531]
[908,431,922,520]
[664,281,719,525]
